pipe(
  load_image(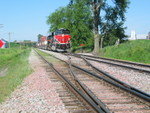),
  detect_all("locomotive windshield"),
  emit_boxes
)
[55,29,70,35]
[47,35,52,40]
[62,30,70,34]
